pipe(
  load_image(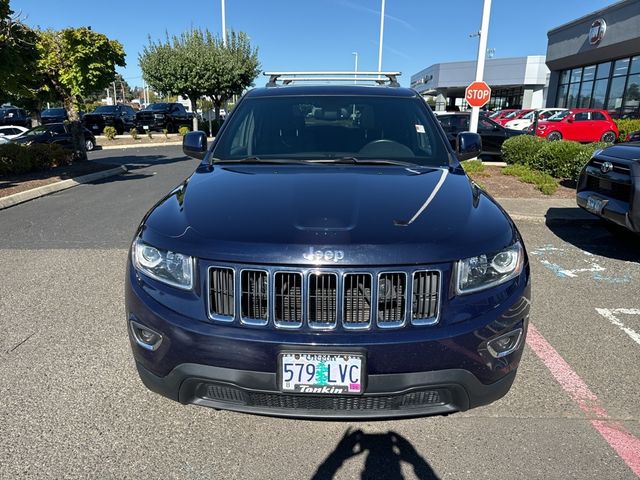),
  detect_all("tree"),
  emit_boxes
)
[140,28,259,131]
[36,27,125,160]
